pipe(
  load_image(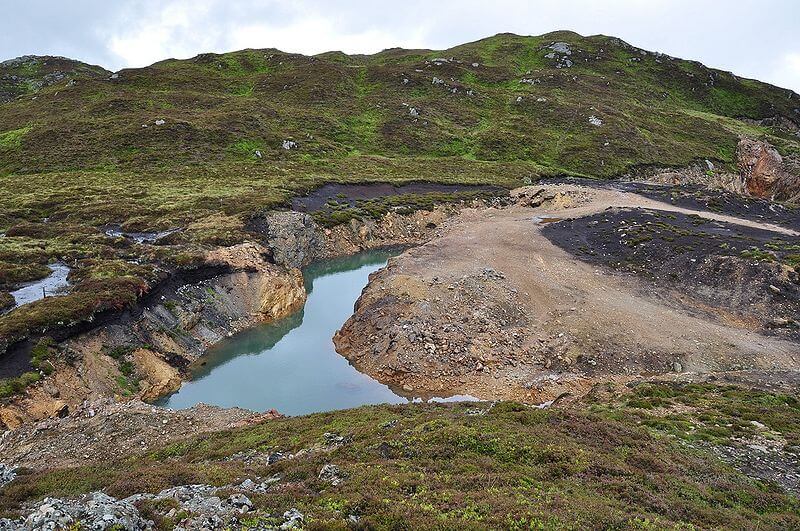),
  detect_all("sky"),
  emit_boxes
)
[1,0,799,92]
